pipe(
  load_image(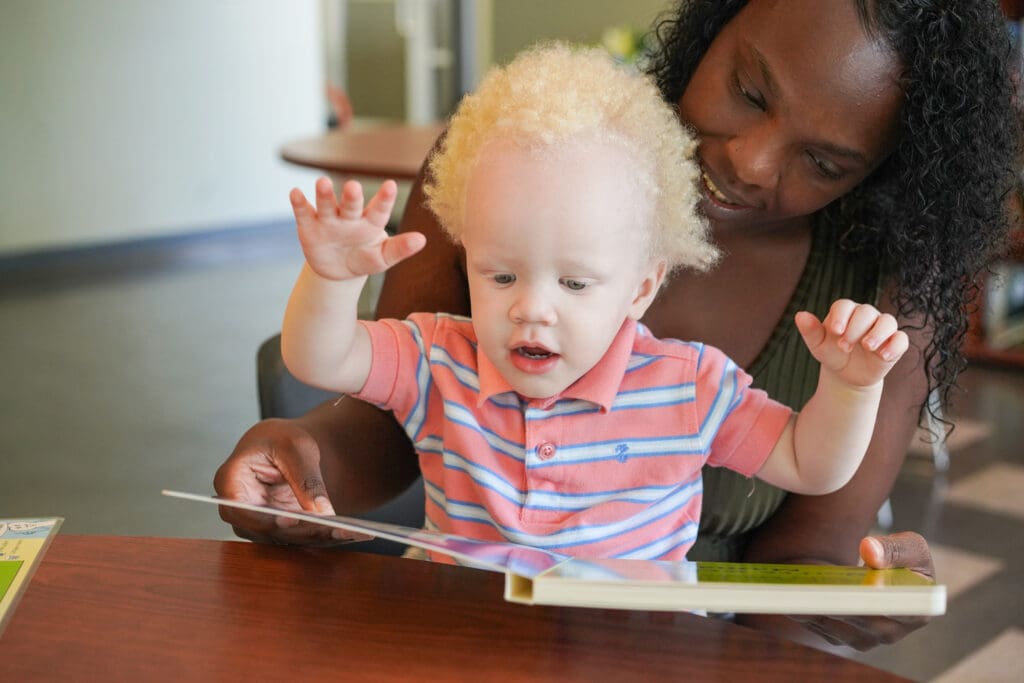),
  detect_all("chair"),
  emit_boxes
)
[257,333,424,554]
